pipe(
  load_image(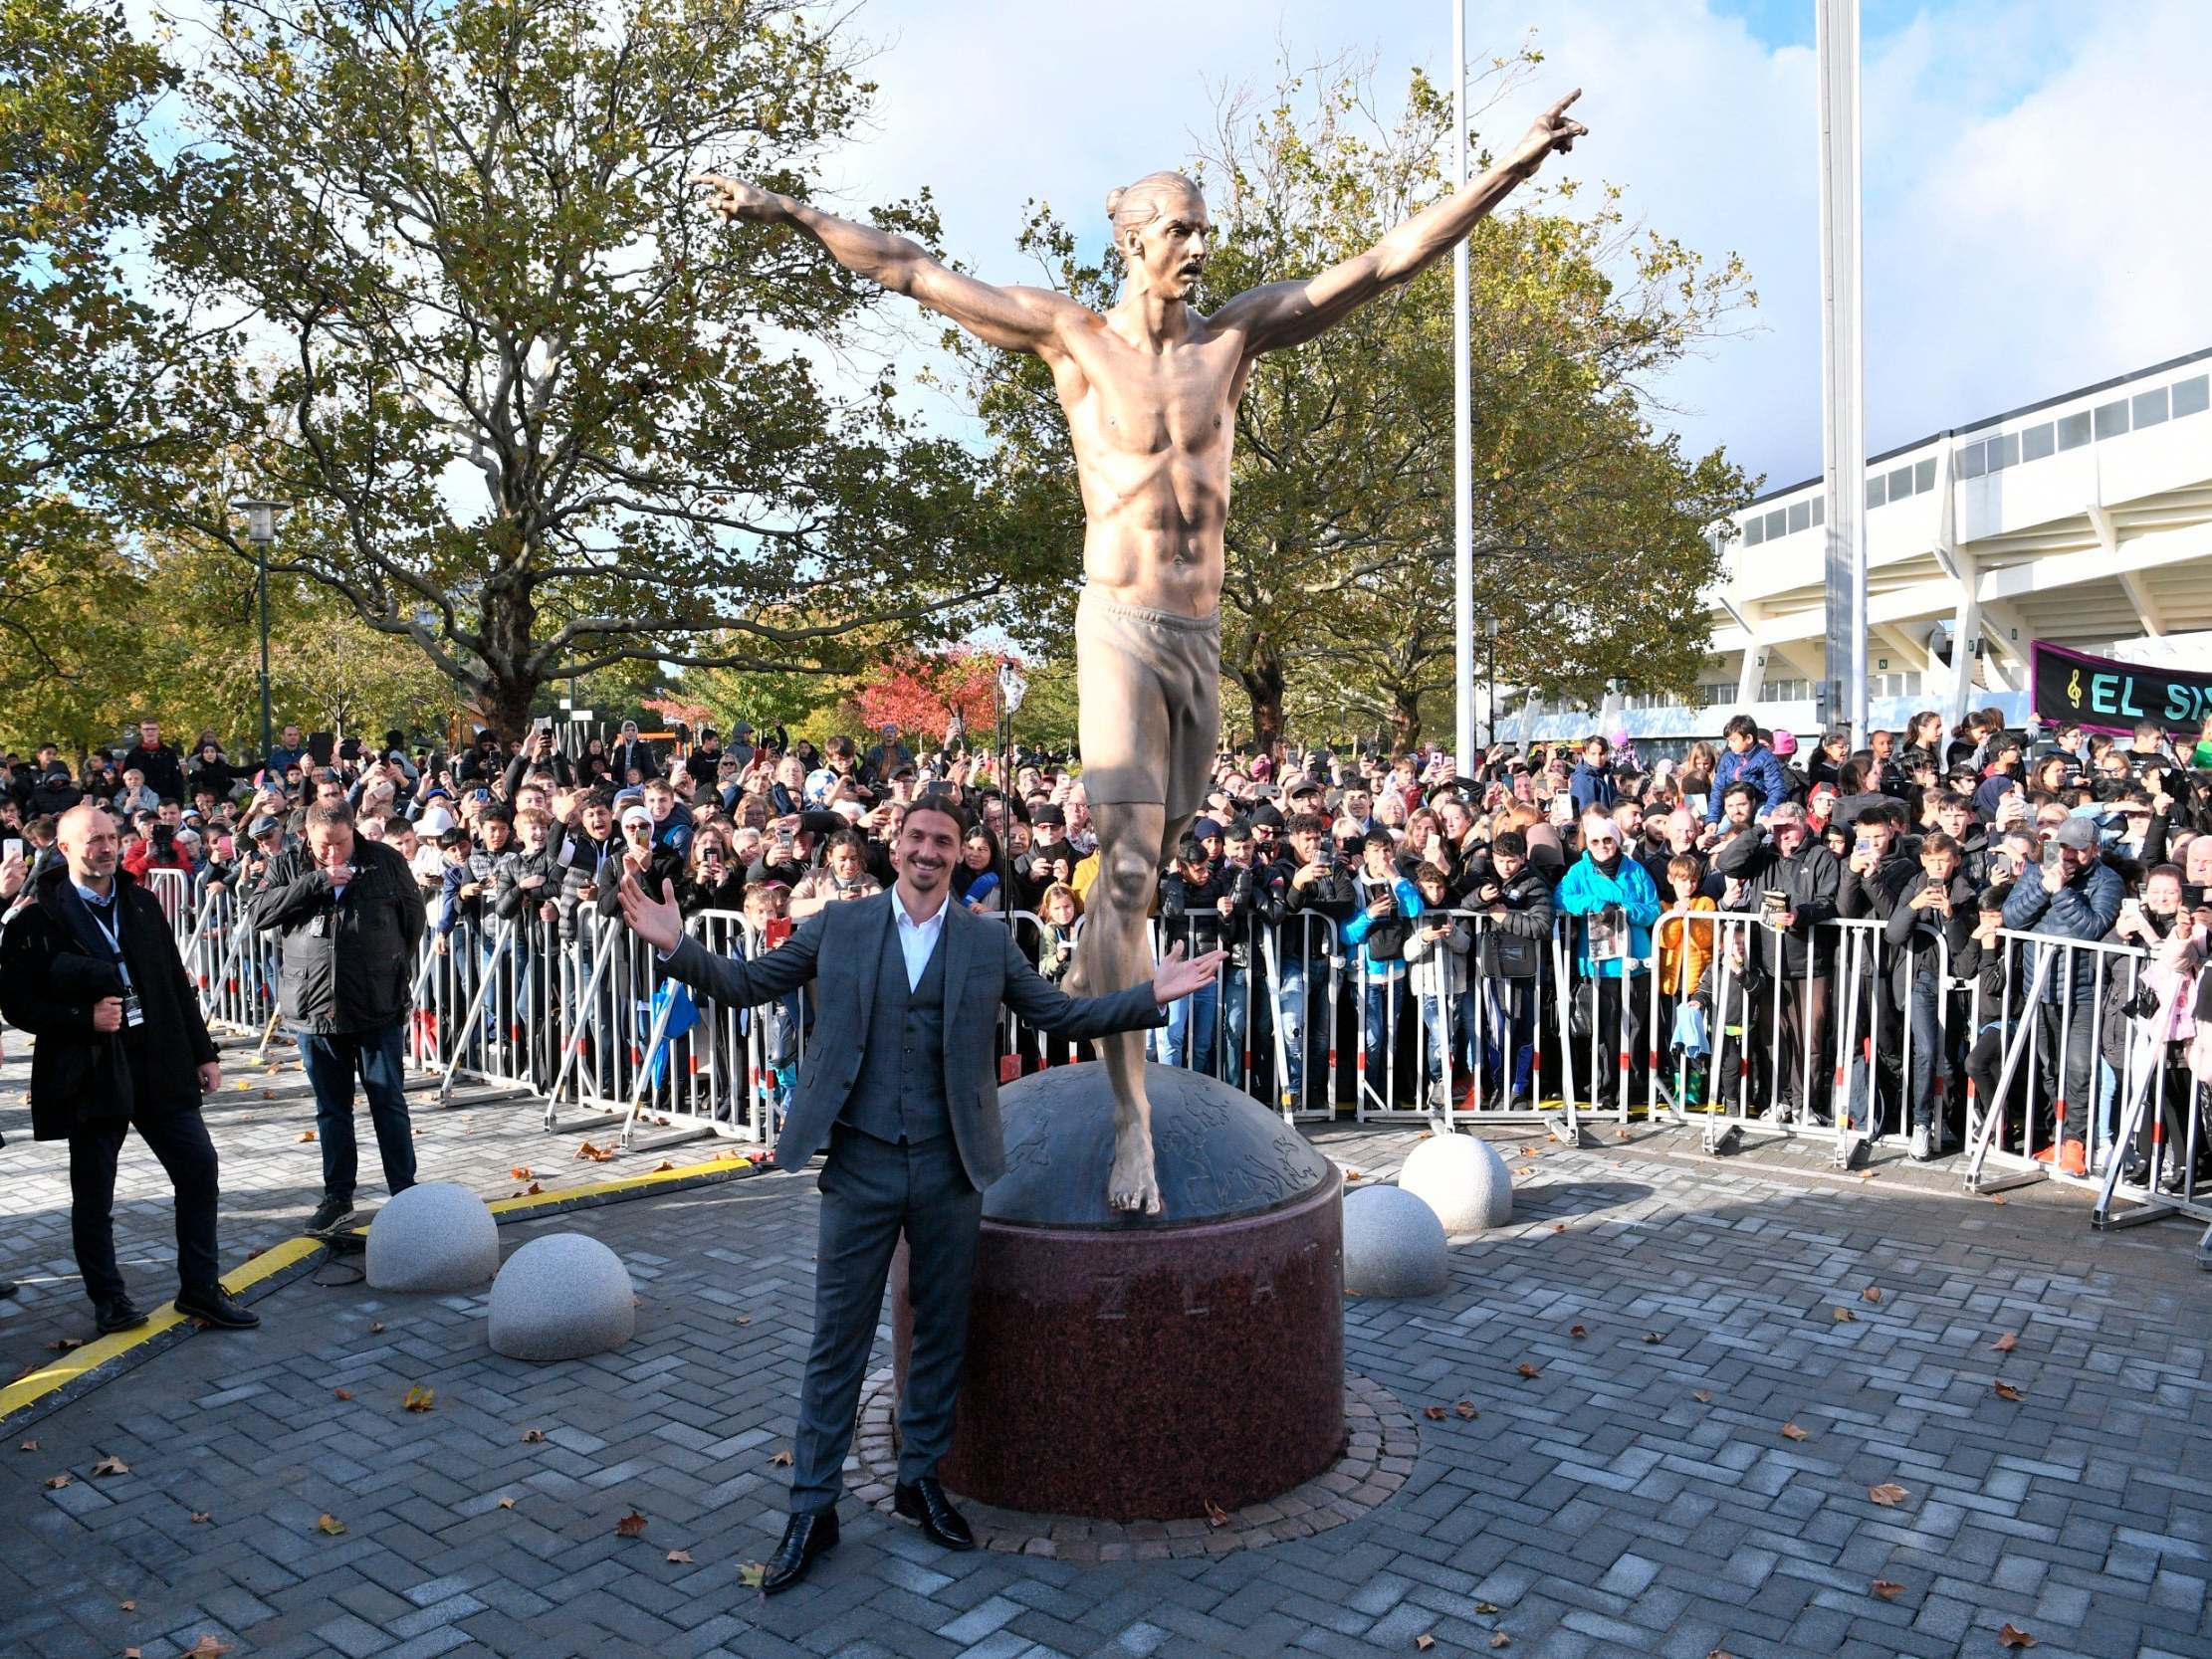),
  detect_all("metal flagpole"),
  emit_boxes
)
[1817,0,1868,741]
[1450,0,1476,769]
